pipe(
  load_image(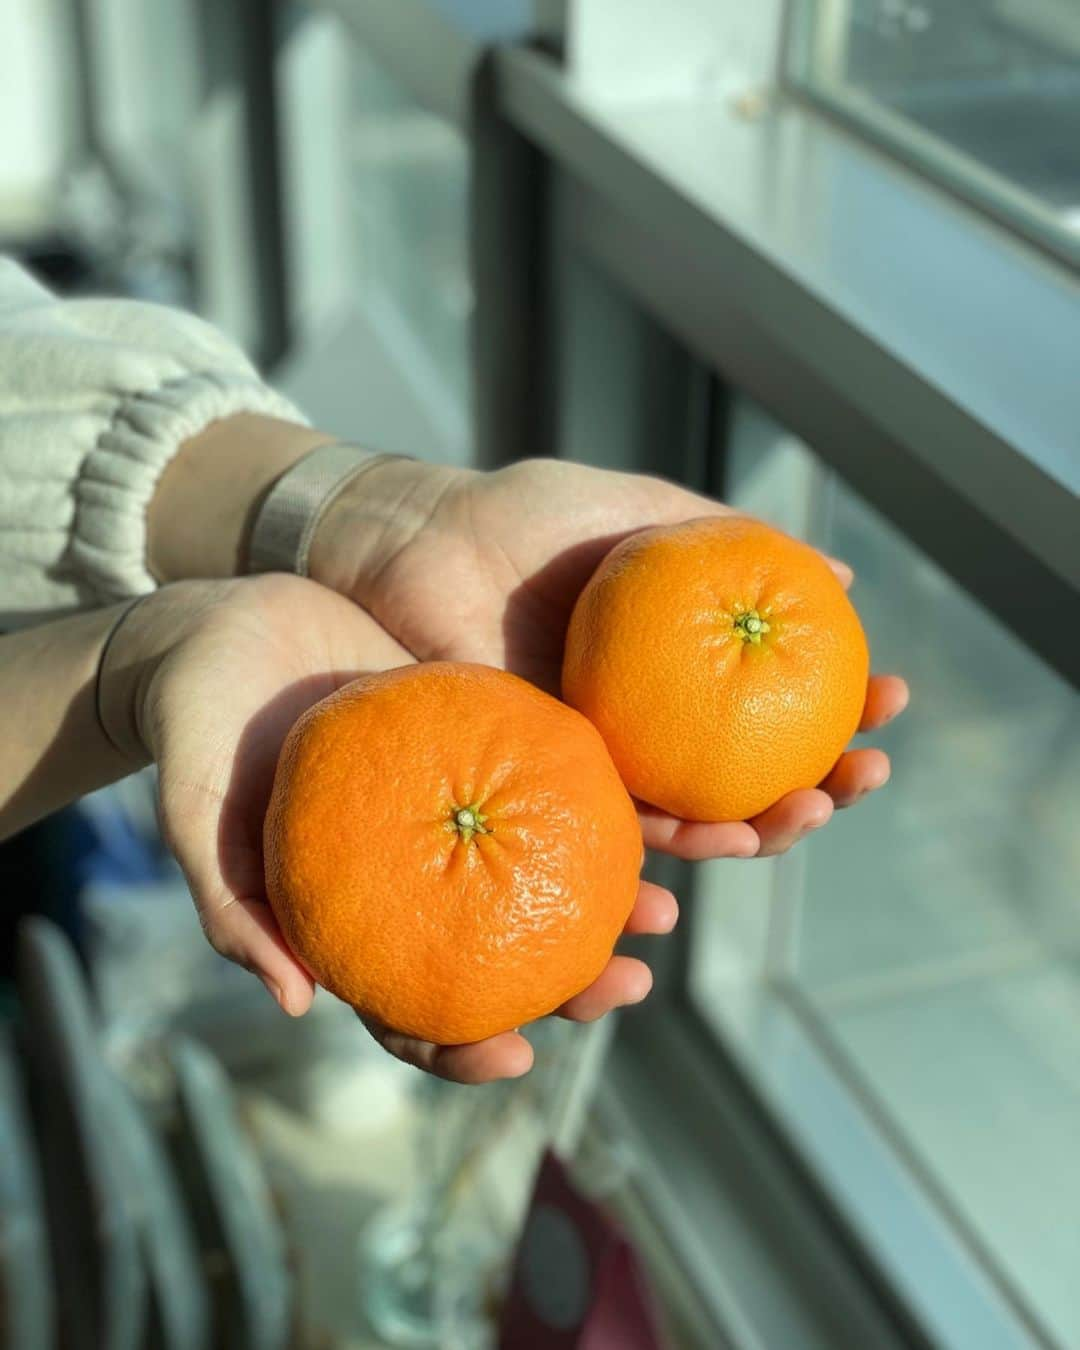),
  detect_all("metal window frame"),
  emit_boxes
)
[307,0,561,129]
[606,984,1055,1350]
[493,46,1079,688]
[784,0,1080,273]
[591,386,1053,1348]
